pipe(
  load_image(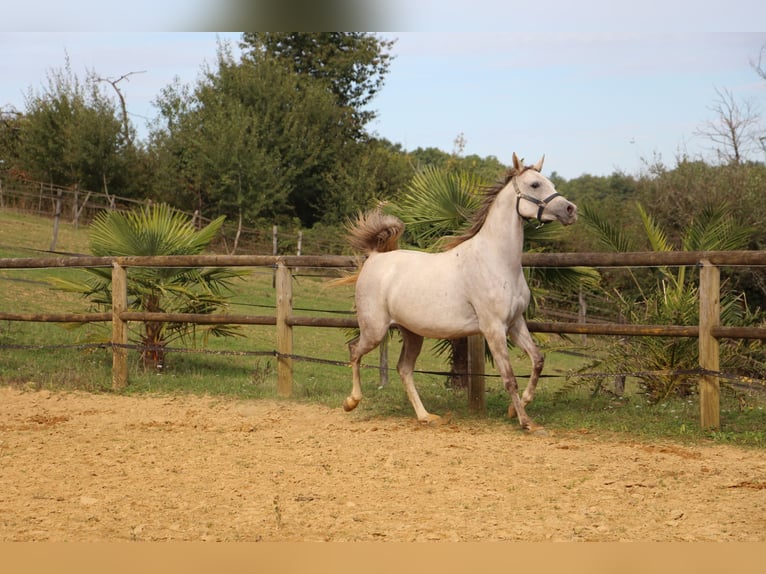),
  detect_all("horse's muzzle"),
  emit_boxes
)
[557,201,578,225]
